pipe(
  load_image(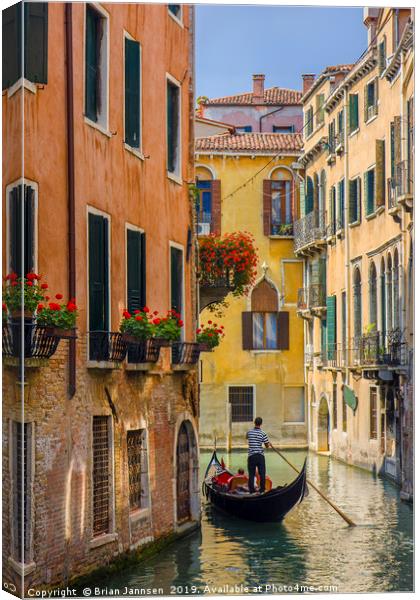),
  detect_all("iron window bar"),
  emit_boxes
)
[88,331,127,362]
[171,342,201,365]
[126,338,160,364]
[2,322,60,359]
